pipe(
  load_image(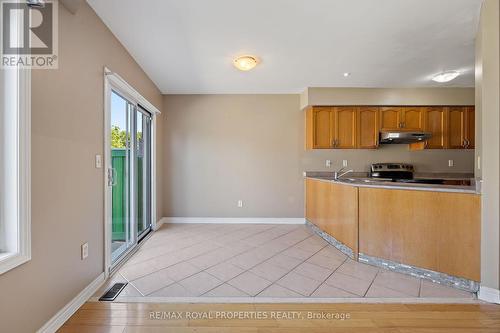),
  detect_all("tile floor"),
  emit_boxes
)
[94,223,476,301]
